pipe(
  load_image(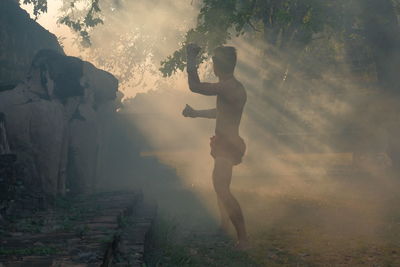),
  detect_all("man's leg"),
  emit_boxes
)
[217,197,230,231]
[212,157,248,247]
